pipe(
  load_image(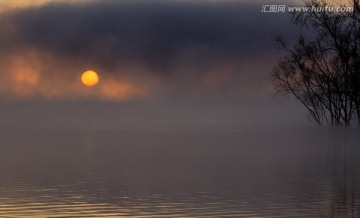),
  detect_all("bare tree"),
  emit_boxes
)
[273,0,360,126]
[348,0,360,126]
